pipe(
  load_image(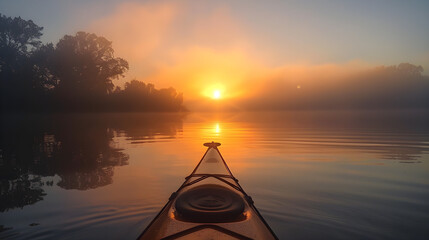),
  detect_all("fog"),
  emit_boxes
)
[237,63,429,110]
